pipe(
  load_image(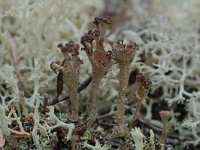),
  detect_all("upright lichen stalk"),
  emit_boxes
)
[81,17,112,124]
[159,111,171,145]
[111,41,137,136]
[51,41,83,121]
[130,73,151,127]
